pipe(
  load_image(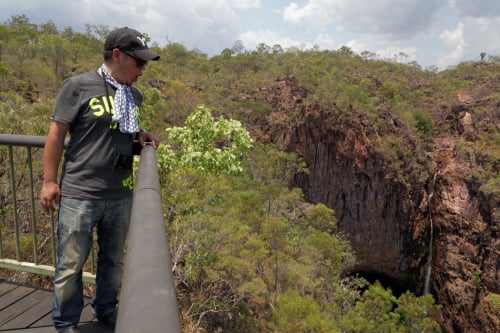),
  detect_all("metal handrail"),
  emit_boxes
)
[0,134,182,331]
[116,145,182,333]
[0,134,48,148]
[0,134,93,282]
